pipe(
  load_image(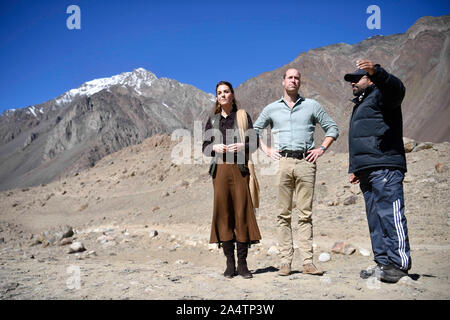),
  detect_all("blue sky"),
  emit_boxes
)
[0,0,448,113]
